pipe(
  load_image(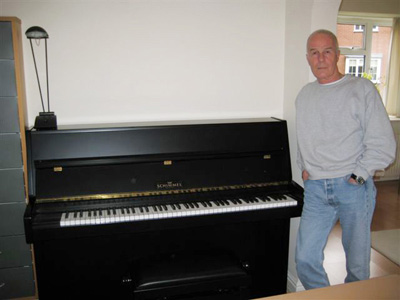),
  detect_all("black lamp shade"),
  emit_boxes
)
[25,26,49,39]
